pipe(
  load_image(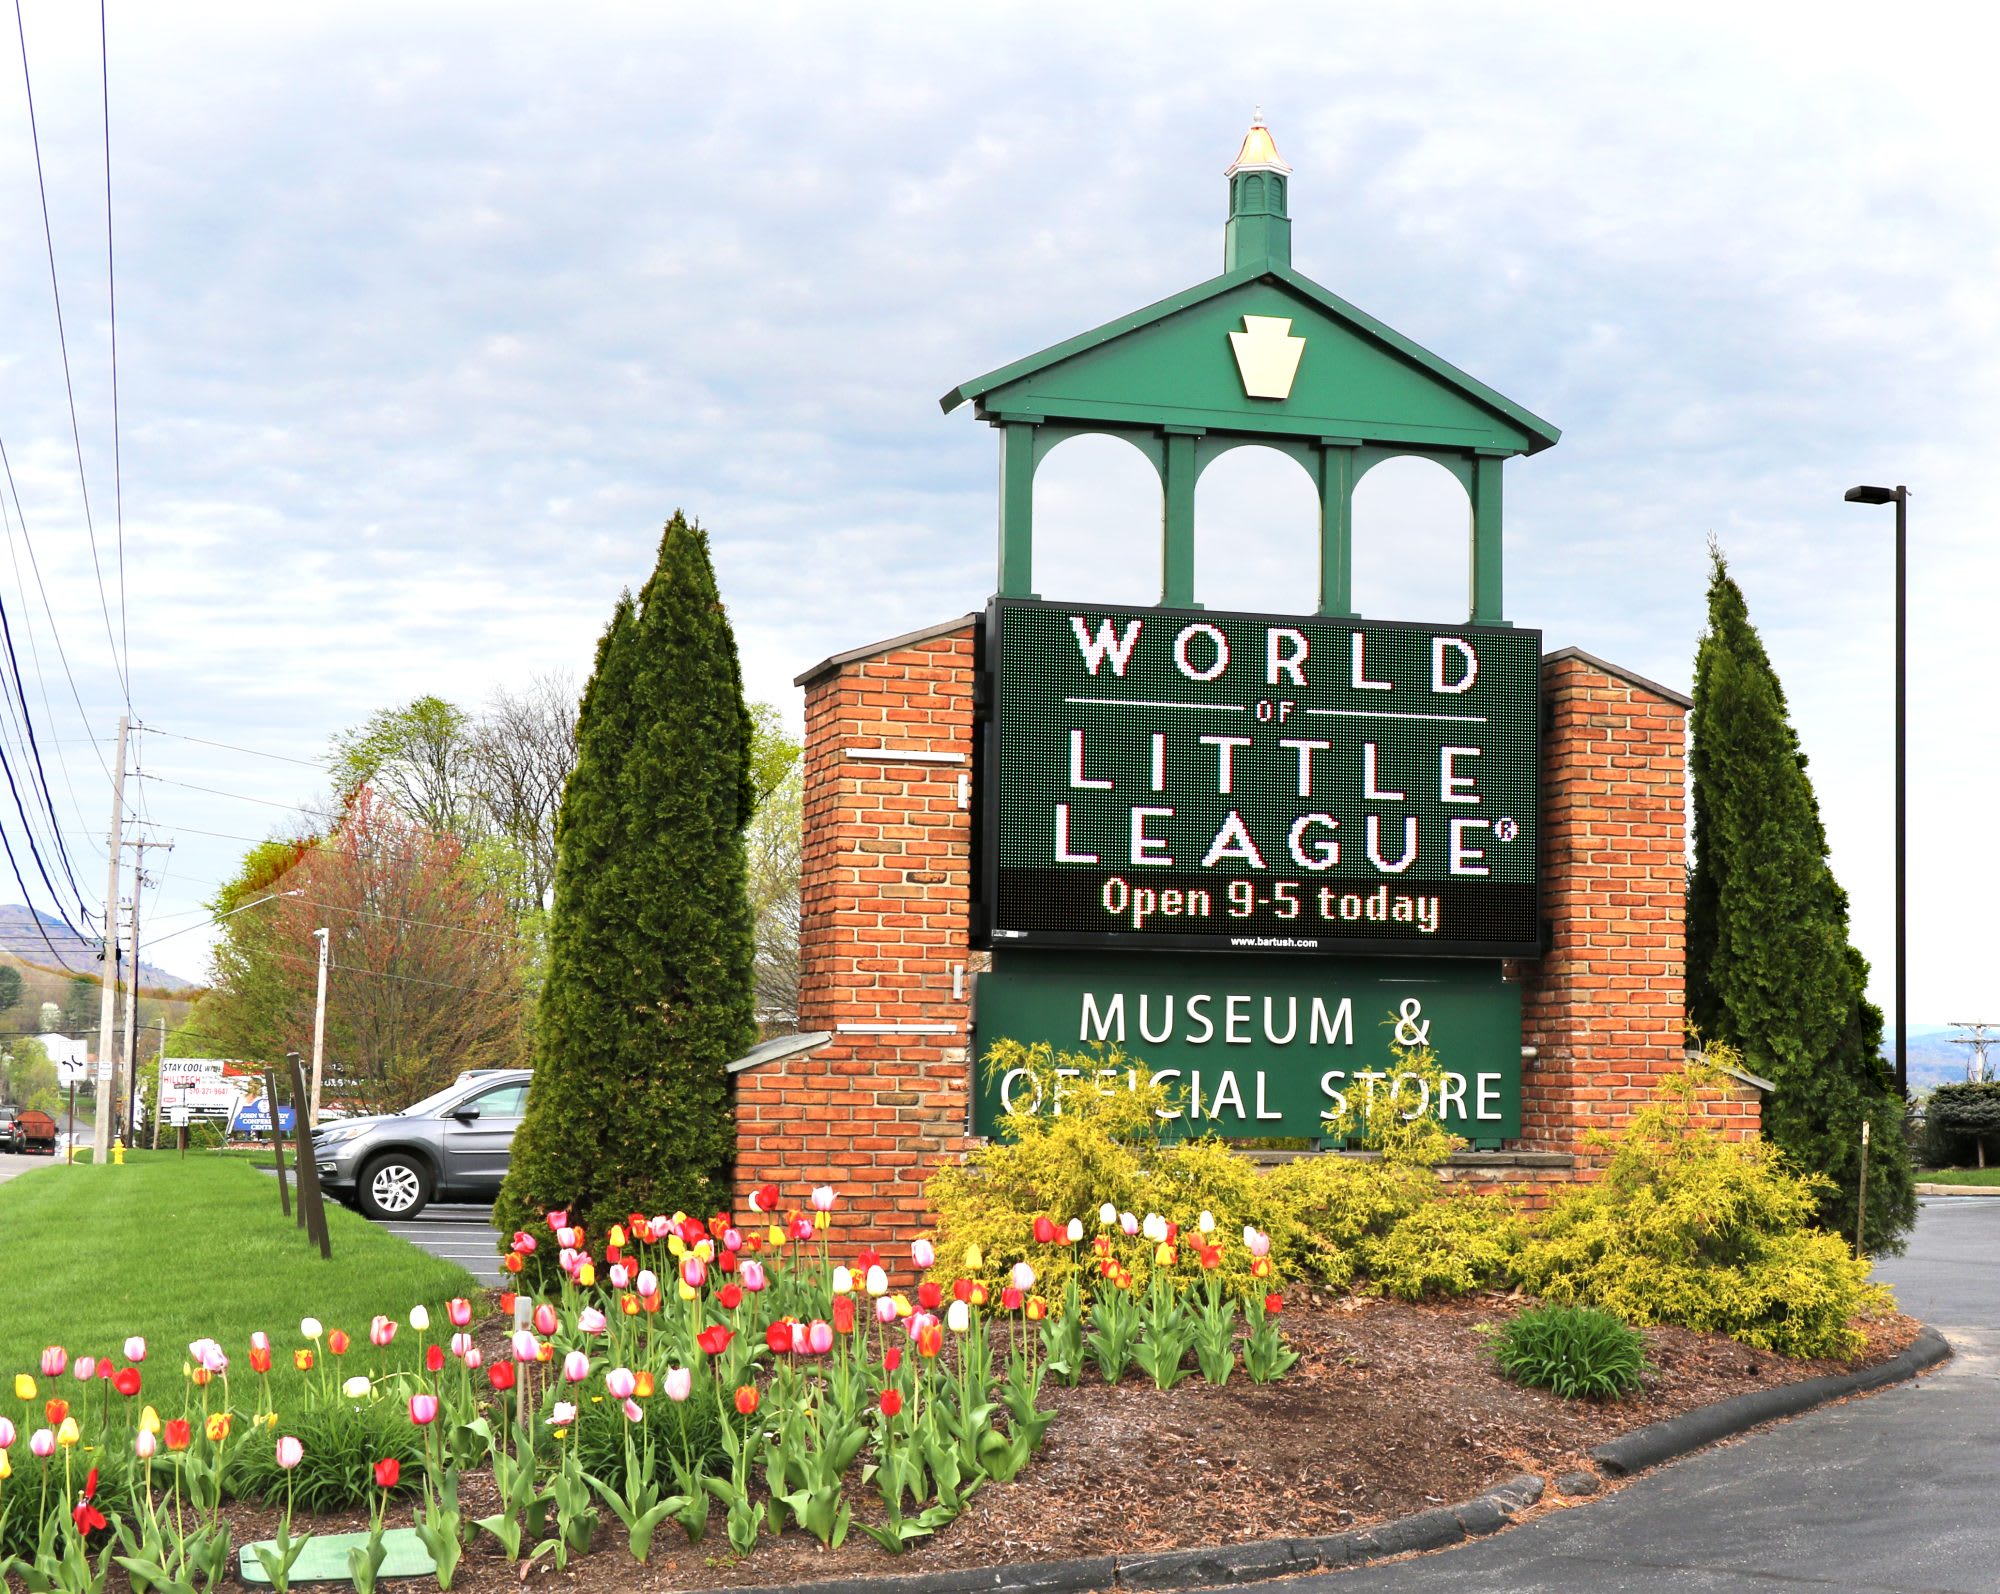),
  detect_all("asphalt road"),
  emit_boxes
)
[0,1149,56,1184]
[1289,1196,2000,1592]
[379,1203,505,1286]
